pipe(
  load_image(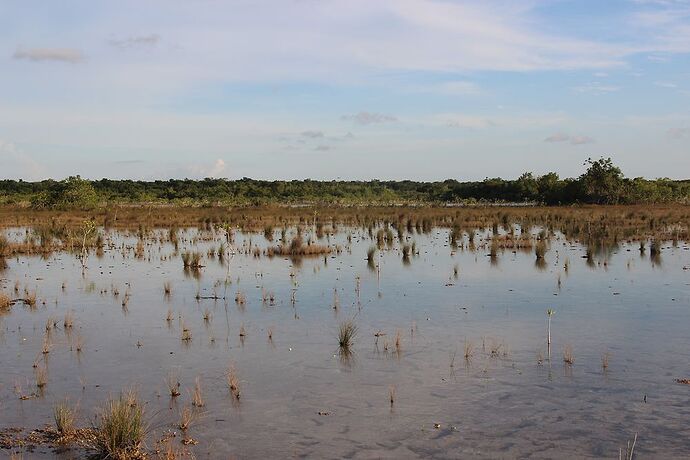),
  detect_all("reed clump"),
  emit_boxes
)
[191,377,205,407]
[94,390,146,460]
[563,345,574,365]
[165,370,181,398]
[226,365,241,400]
[181,251,203,269]
[268,236,332,257]
[338,320,357,350]
[0,291,11,310]
[53,400,76,435]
